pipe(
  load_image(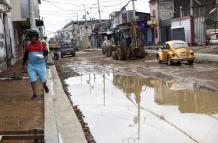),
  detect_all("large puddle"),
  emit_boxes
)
[66,72,218,143]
